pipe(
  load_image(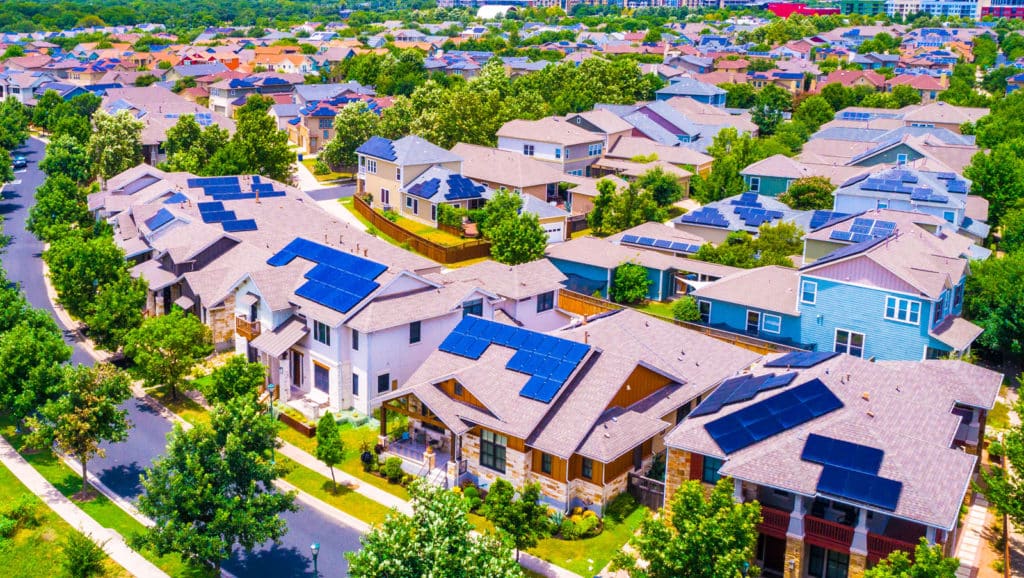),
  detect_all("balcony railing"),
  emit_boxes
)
[867,533,917,565]
[758,506,791,539]
[804,515,854,553]
[236,316,261,341]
